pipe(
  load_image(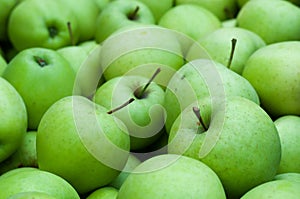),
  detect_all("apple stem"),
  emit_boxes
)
[227,38,237,69]
[34,56,47,67]
[193,107,208,131]
[135,68,161,99]
[107,98,135,114]
[128,6,140,20]
[67,21,75,46]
